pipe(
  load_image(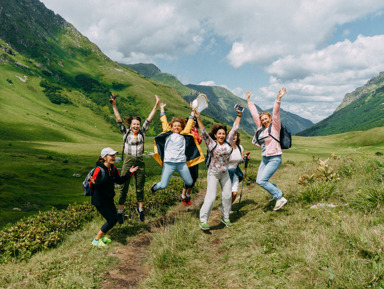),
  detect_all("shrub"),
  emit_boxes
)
[351,186,384,214]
